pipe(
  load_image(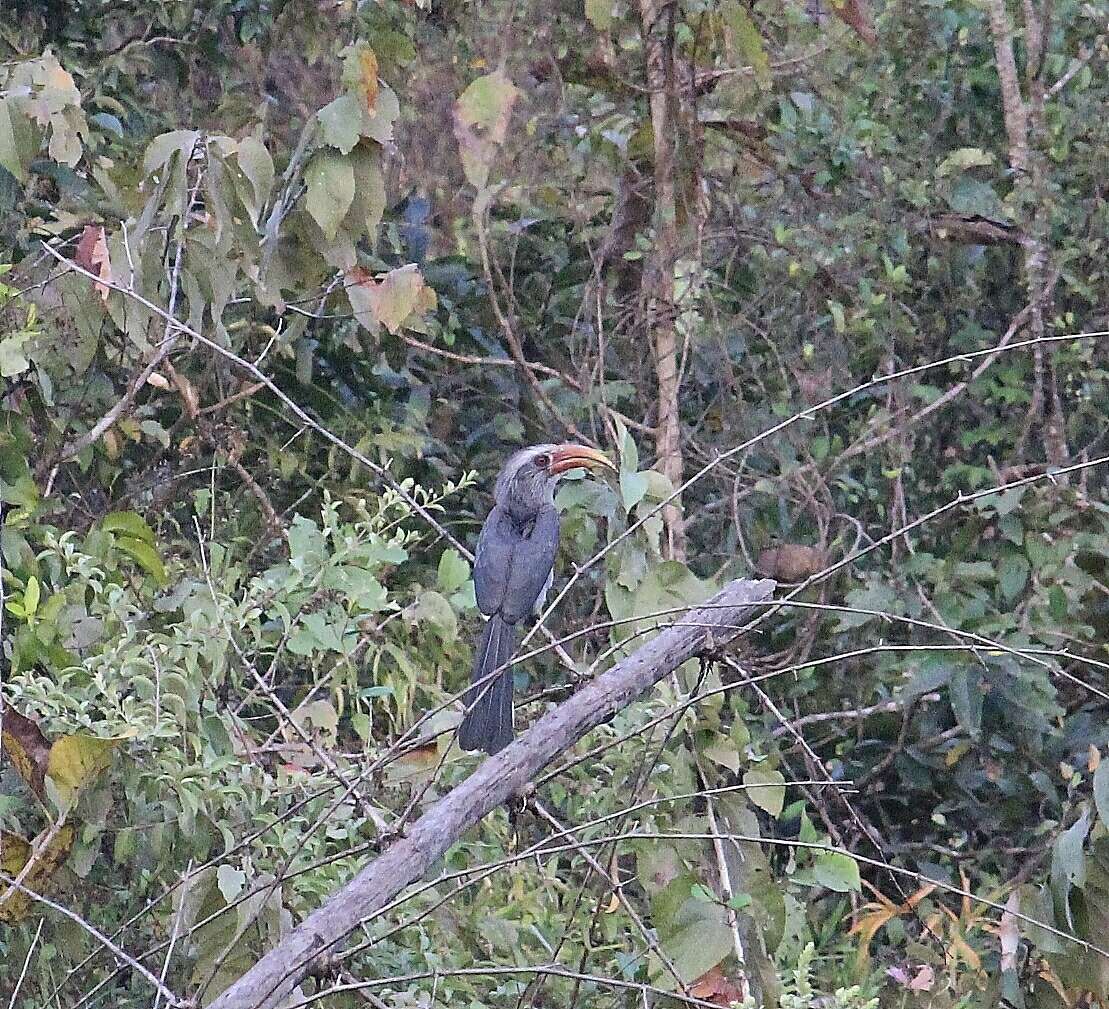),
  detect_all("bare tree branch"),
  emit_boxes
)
[207,576,774,1009]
